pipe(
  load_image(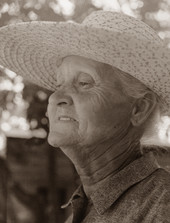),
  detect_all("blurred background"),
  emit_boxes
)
[0,0,170,222]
